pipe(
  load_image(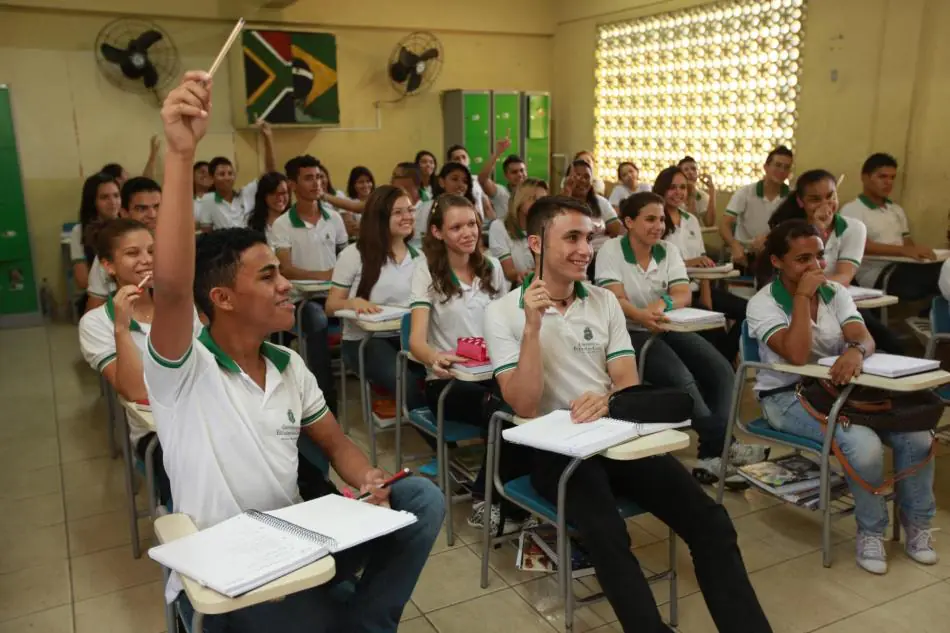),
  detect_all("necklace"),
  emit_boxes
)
[550,291,576,307]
